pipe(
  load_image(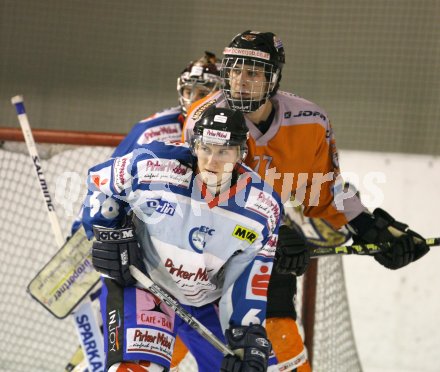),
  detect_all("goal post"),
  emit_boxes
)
[0,127,361,372]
